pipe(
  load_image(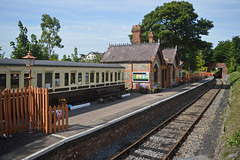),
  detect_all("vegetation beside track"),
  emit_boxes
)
[222,71,240,159]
